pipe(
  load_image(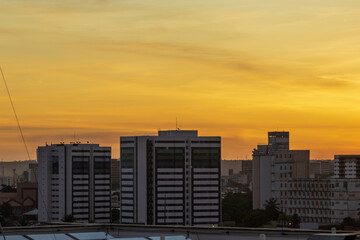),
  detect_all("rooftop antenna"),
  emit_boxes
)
[176,117,180,131]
